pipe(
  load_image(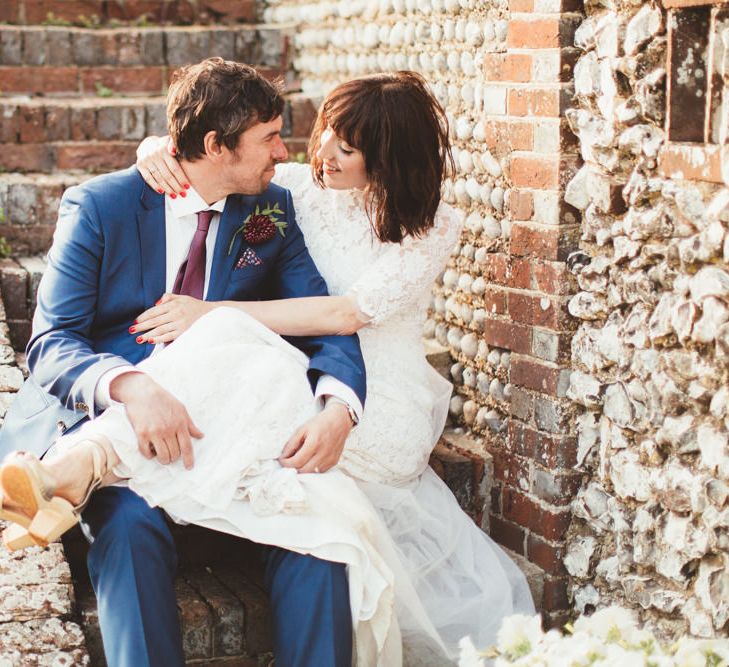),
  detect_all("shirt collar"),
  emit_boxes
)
[166,186,227,220]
